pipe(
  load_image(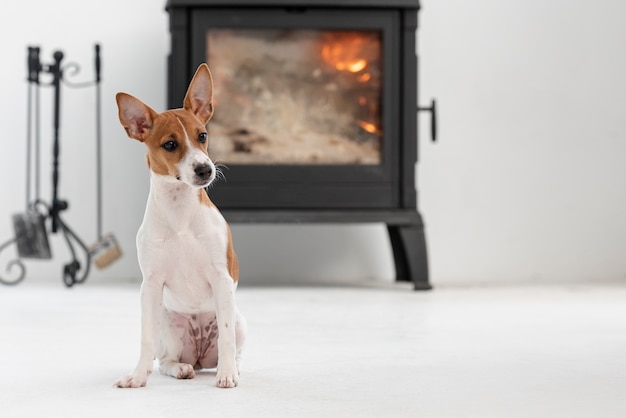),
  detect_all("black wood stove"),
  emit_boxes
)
[166,0,435,290]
